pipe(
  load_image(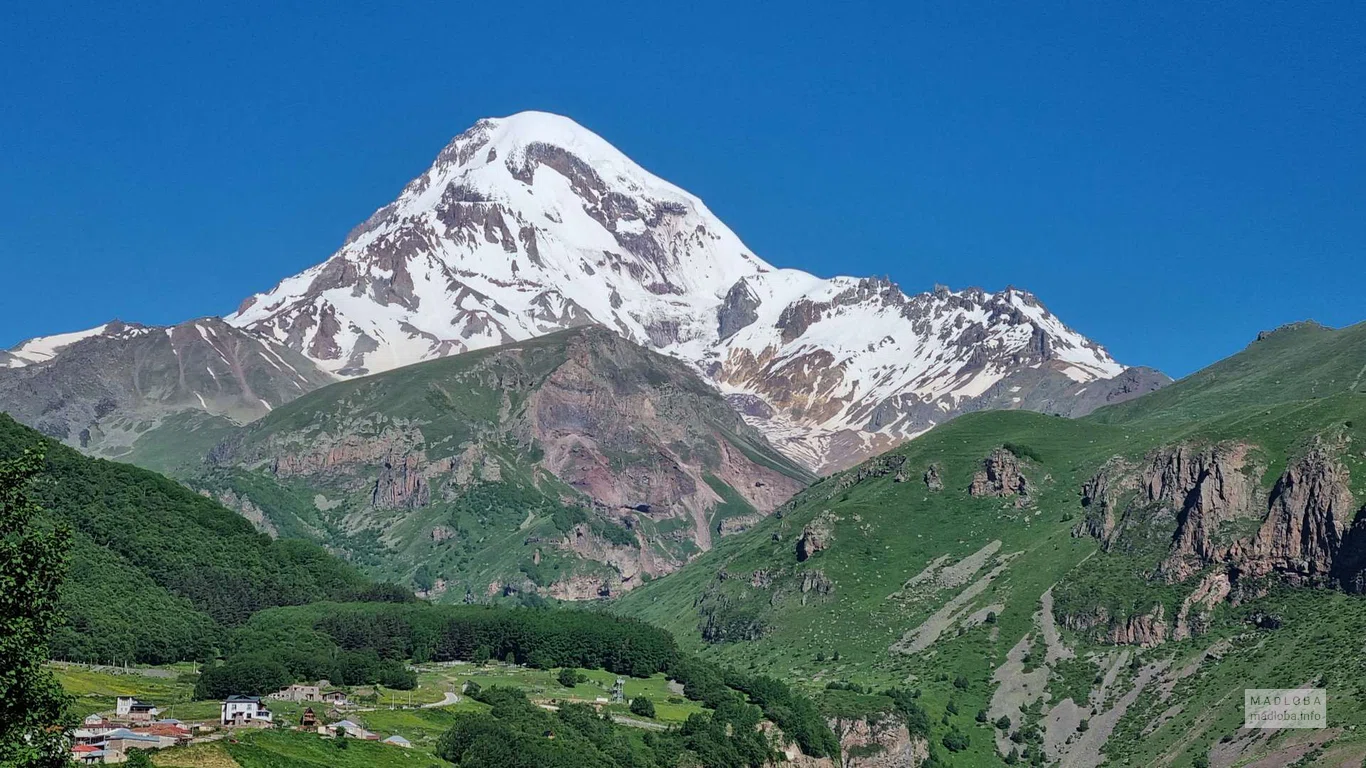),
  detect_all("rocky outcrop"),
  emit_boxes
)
[836,454,908,490]
[923,464,943,492]
[717,279,761,341]
[799,569,834,597]
[797,513,835,561]
[1109,604,1169,647]
[1236,443,1354,583]
[371,453,430,510]
[773,714,928,768]
[1155,443,1260,580]
[1333,514,1366,593]
[1072,438,1363,645]
[1063,605,1169,648]
[1077,456,1140,544]
[209,489,280,538]
[969,448,1029,498]
[1173,572,1231,641]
